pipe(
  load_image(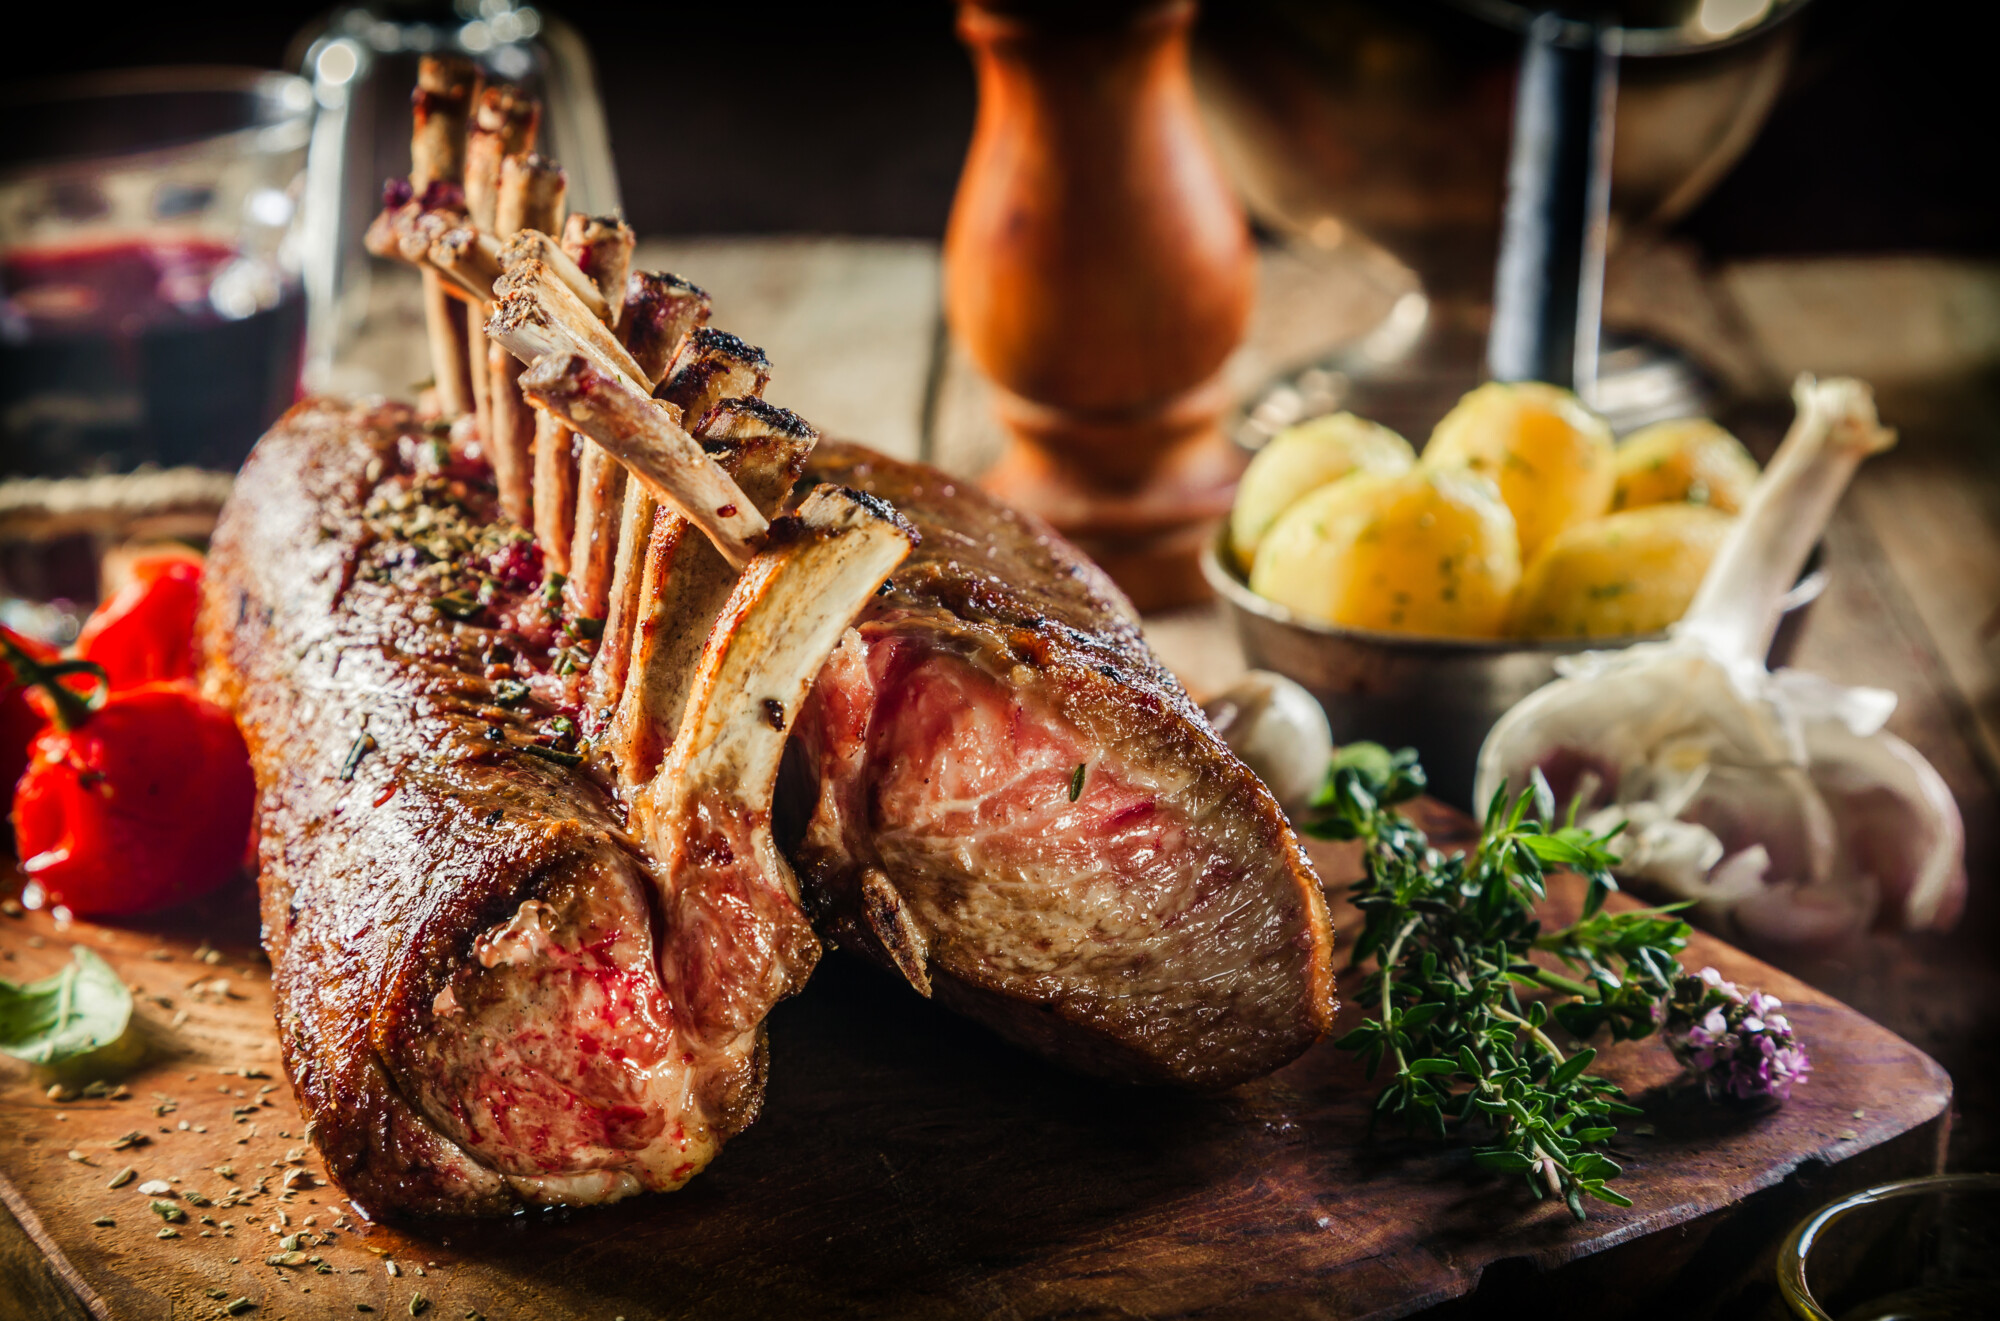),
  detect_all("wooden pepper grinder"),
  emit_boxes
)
[945,0,1255,611]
